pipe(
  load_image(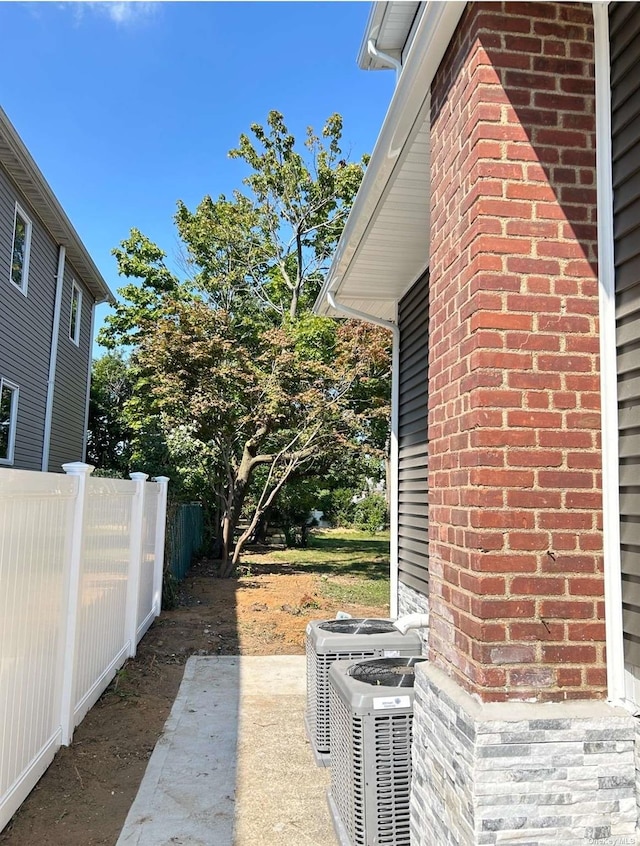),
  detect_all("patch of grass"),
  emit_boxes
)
[251,529,391,610]
[264,529,390,579]
[105,666,140,703]
[320,575,390,608]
